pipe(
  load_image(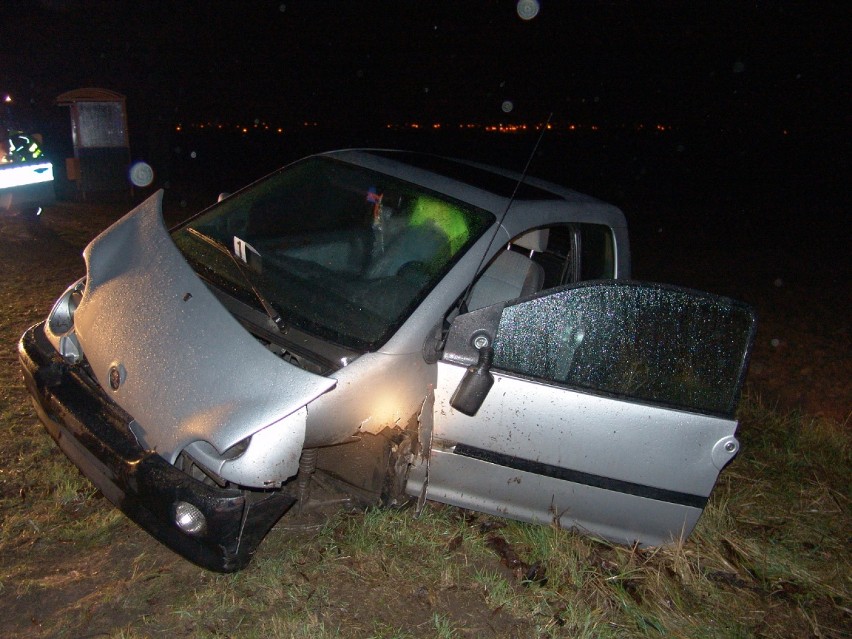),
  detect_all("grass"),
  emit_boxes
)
[0,394,849,637]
